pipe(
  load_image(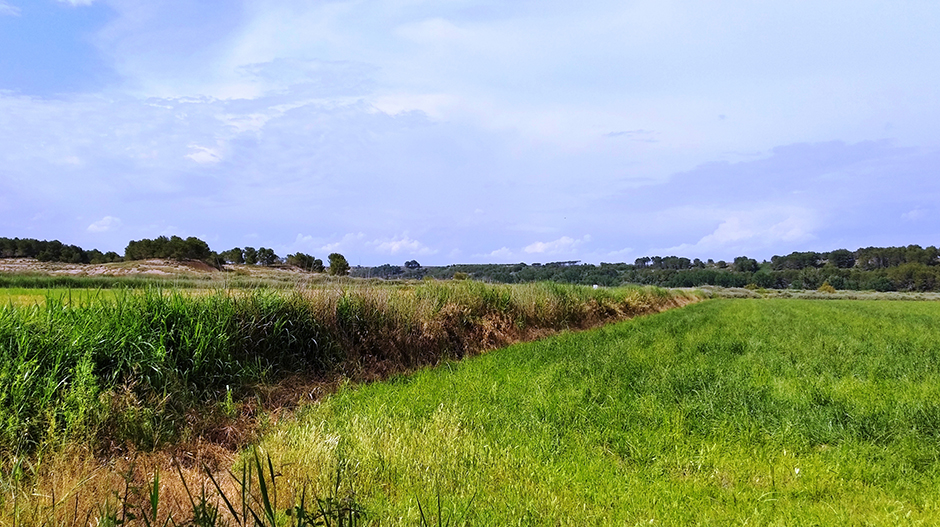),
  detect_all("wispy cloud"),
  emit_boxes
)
[370,235,438,256]
[319,233,366,254]
[902,208,929,222]
[480,247,514,261]
[524,235,591,255]
[186,144,223,165]
[87,216,122,233]
[0,1,20,16]
[605,129,653,138]
[3,2,940,263]
[653,209,817,258]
